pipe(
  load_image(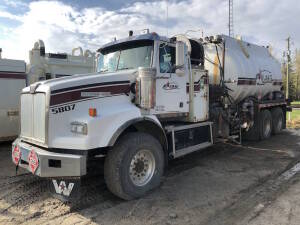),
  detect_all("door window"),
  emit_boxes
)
[159,43,175,73]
